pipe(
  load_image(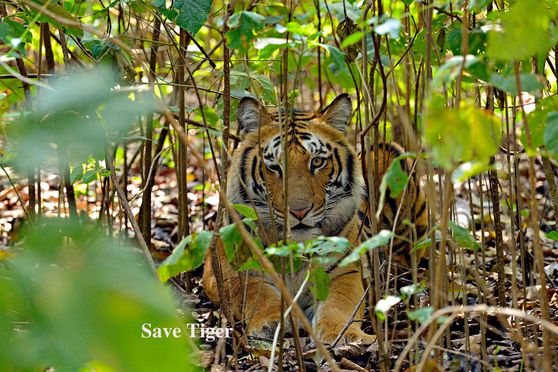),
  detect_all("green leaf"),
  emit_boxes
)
[339,230,392,267]
[544,112,558,156]
[489,73,544,95]
[431,55,480,90]
[7,66,153,173]
[400,283,423,300]
[424,99,501,170]
[375,295,401,321]
[155,0,213,35]
[446,28,487,56]
[521,109,548,153]
[309,266,331,301]
[374,18,400,39]
[157,231,213,282]
[30,0,84,37]
[487,0,558,61]
[233,204,258,220]
[448,221,480,250]
[253,74,276,104]
[227,11,266,52]
[219,223,242,262]
[376,154,412,220]
[340,31,364,48]
[70,165,84,184]
[408,306,433,325]
[452,161,494,183]
[381,155,410,199]
[285,21,316,37]
[546,231,558,241]
[81,169,97,184]
[0,219,194,371]
[304,236,350,256]
[0,19,32,55]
